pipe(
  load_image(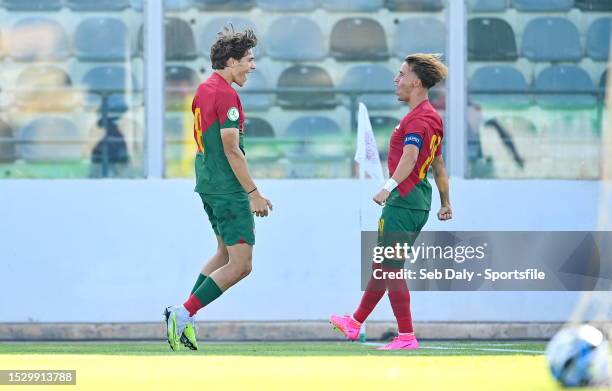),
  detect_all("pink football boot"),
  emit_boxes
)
[377,334,419,350]
[329,314,361,341]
